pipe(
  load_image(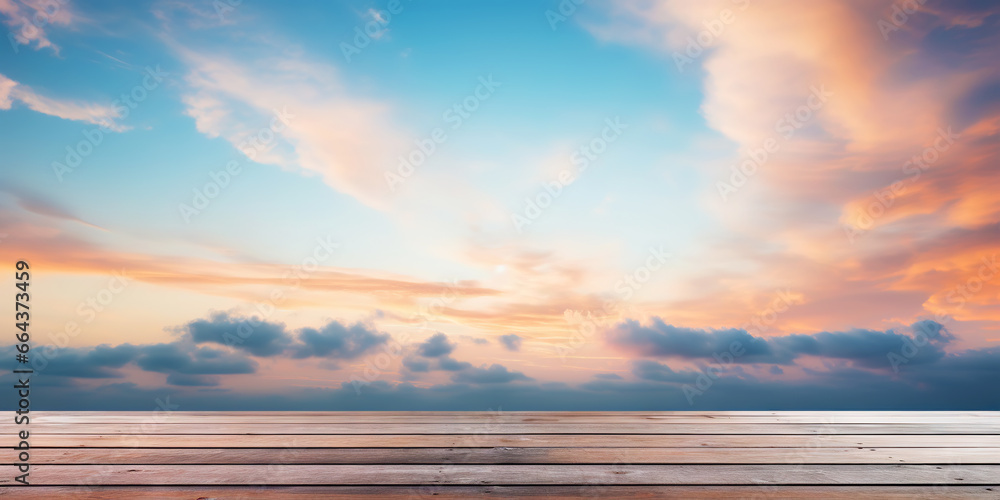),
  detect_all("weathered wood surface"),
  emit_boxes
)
[1,411,997,498]
[2,464,999,486]
[12,422,1000,434]
[15,447,1000,464]
[7,433,999,448]
[0,486,997,499]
